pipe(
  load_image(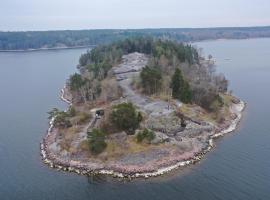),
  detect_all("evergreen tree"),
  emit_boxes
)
[140,66,162,94]
[181,81,192,103]
[171,68,184,99]
[87,129,107,154]
[111,102,142,135]
[171,68,192,103]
